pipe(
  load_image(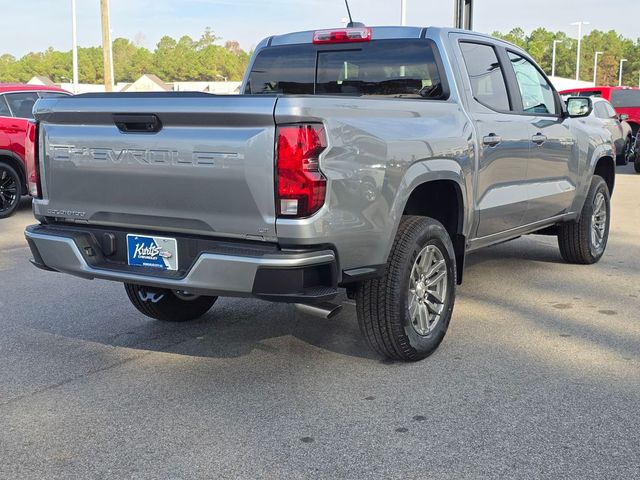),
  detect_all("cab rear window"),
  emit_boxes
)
[246,39,446,100]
